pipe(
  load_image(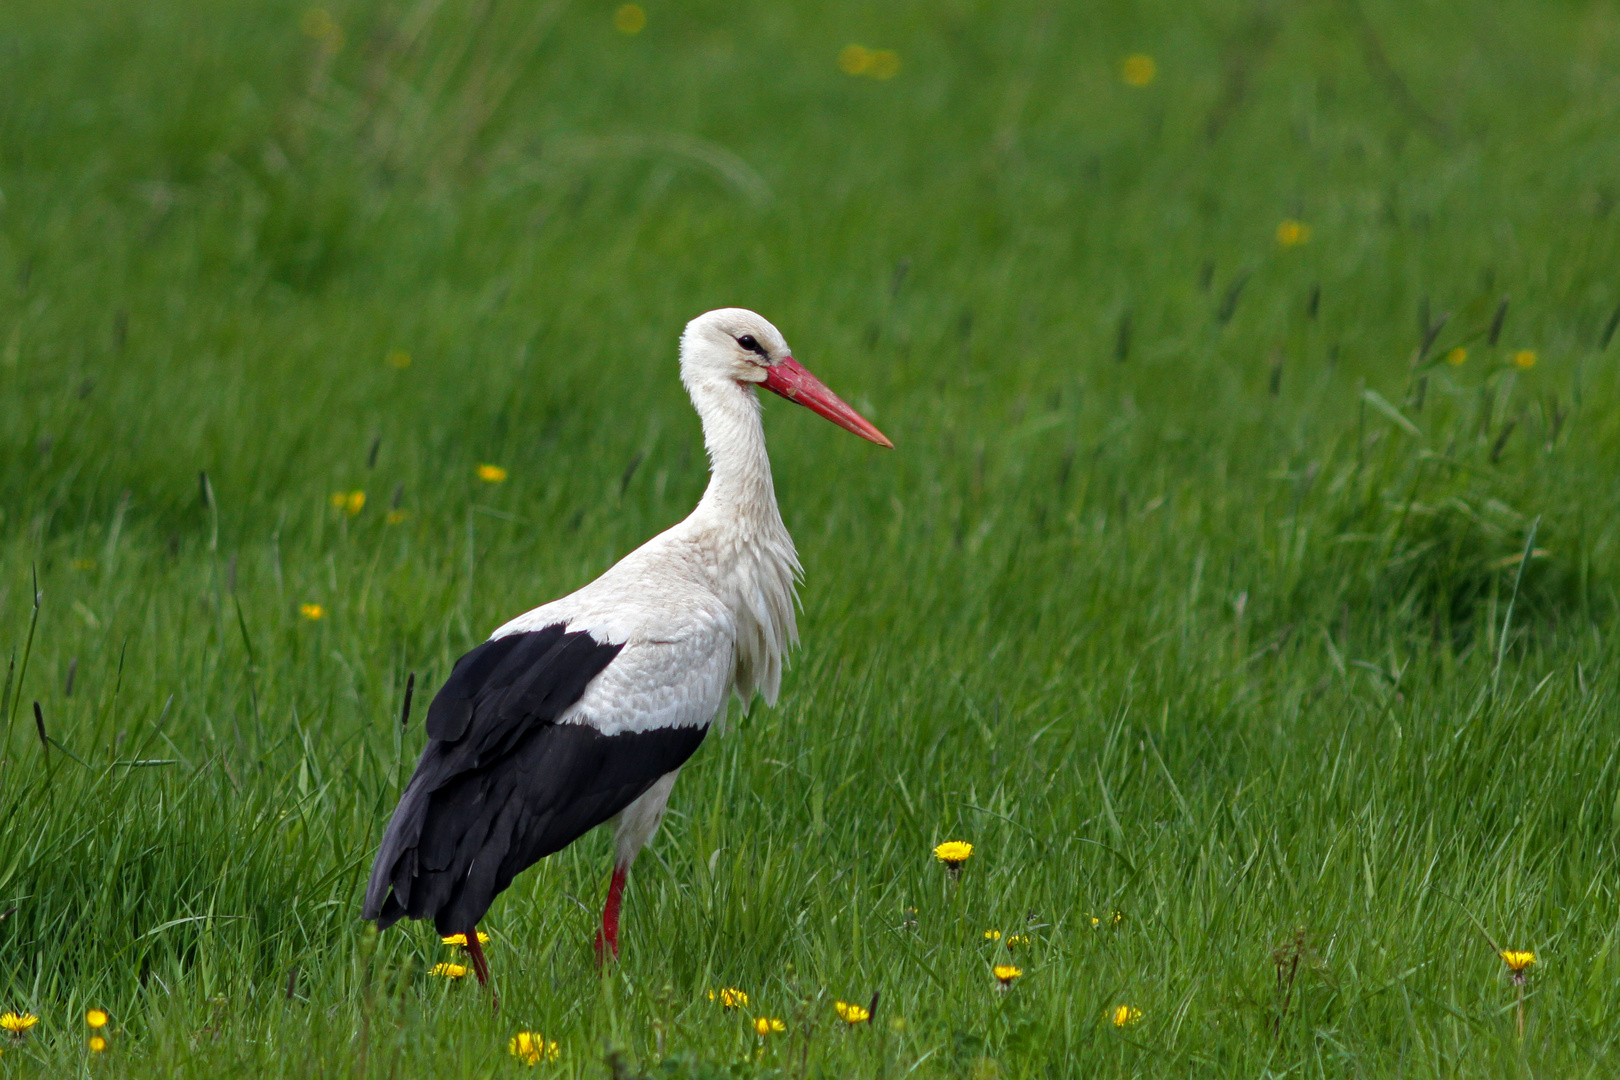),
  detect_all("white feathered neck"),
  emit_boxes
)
[678,366,801,714]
